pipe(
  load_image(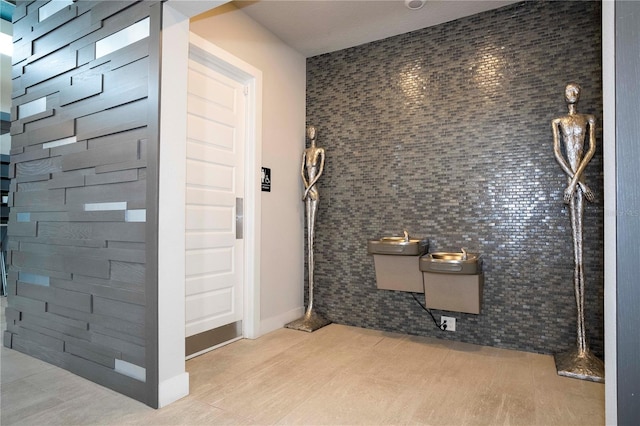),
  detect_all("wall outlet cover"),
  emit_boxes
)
[441,316,456,332]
